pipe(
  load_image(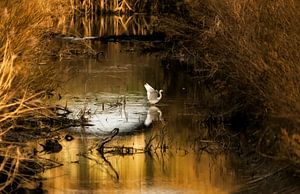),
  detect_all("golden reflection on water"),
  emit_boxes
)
[41,42,237,193]
[53,13,157,37]
[59,43,161,95]
[42,132,236,194]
